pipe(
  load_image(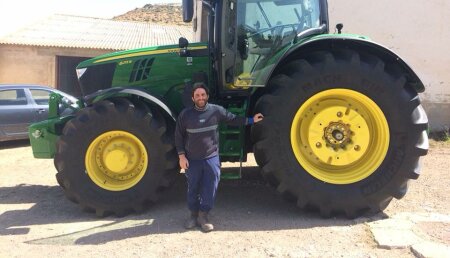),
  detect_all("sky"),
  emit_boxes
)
[0,0,179,36]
